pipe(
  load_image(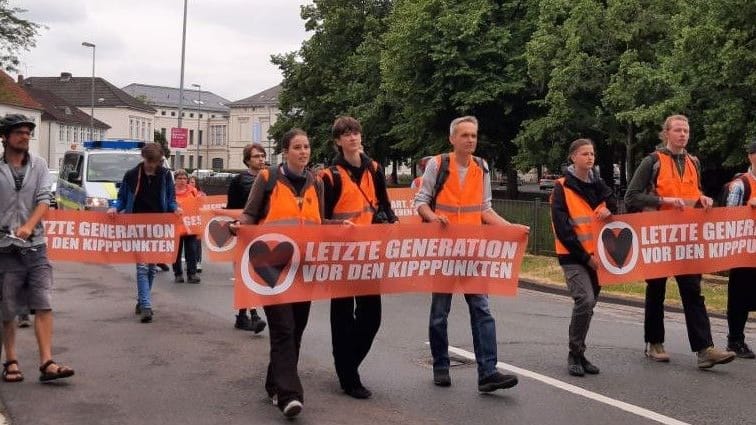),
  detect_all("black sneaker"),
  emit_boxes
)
[187,274,201,284]
[175,275,185,283]
[157,263,170,272]
[135,303,141,315]
[728,341,756,359]
[234,313,251,330]
[140,308,153,323]
[344,385,372,399]
[433,369,451,387]
[568,353,585,376]
[478,371,518,392]
[580,355,600,375]
[248,314,267,334]
[18,314,31,328]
